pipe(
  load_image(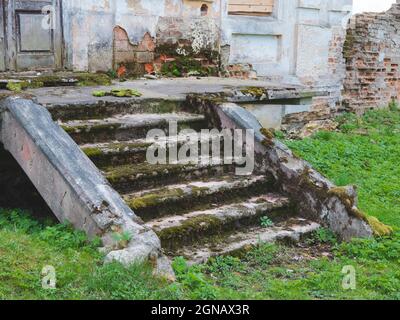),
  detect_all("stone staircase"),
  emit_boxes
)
[52,102,320,264]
